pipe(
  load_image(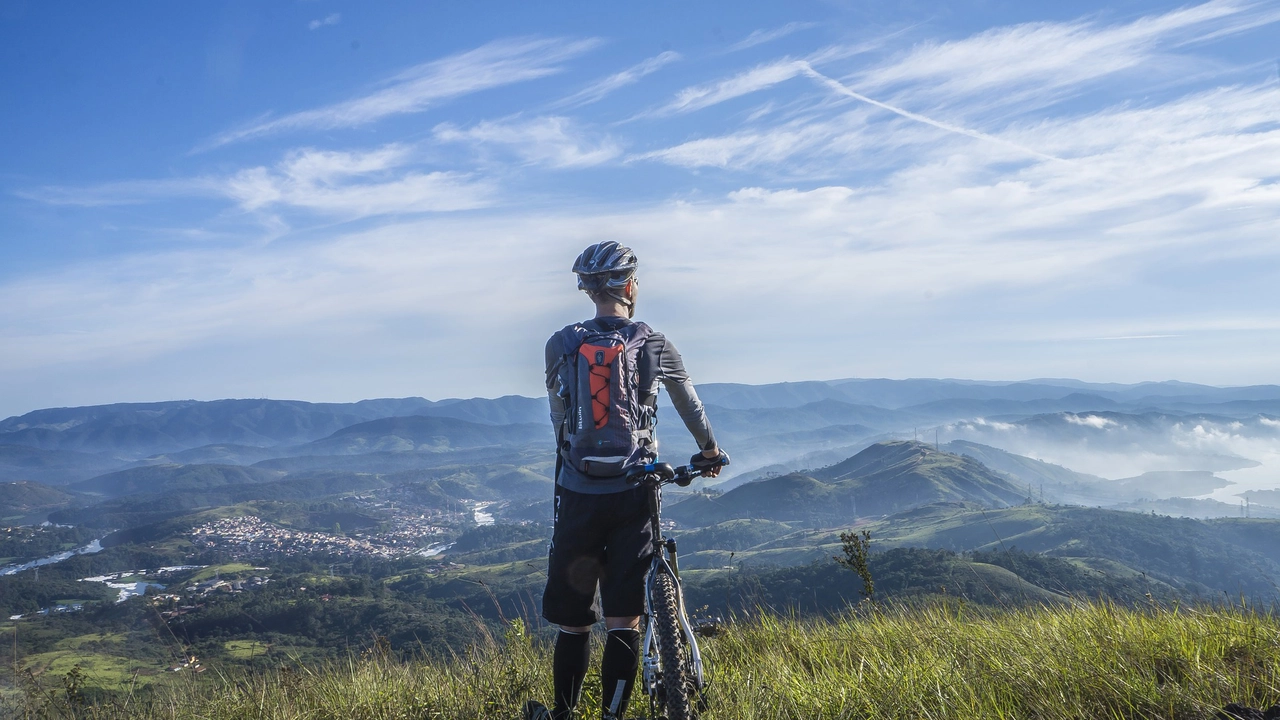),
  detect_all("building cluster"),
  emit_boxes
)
[8,603,83,620]
[152,574,270,619]
[349,513,448,549]
[190,516,442,560]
